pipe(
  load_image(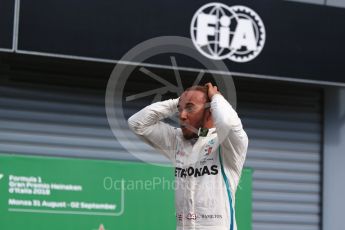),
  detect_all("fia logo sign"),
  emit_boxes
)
[191,3,266,62]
